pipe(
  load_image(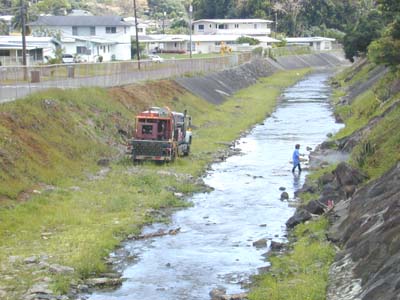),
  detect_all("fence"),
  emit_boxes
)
[0,52,252,103]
